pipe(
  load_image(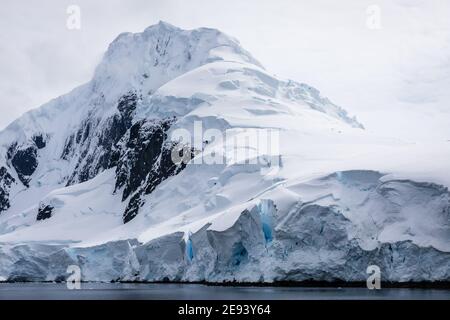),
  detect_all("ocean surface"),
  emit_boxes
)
[0,283,449,300]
